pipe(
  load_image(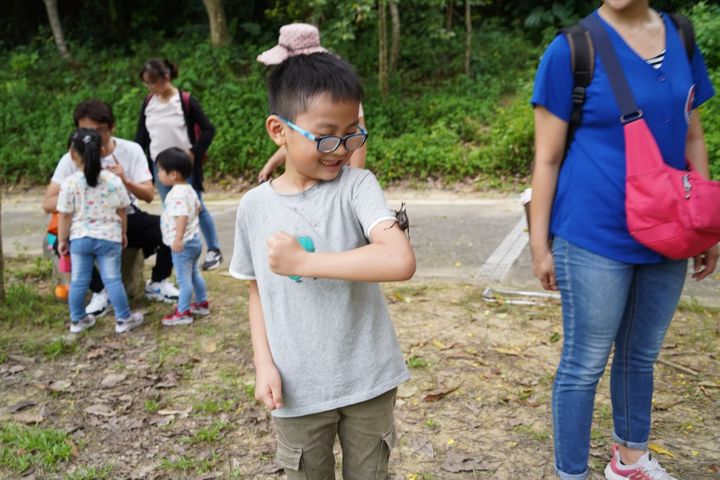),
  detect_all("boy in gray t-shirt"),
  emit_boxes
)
[229,53,415,478]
